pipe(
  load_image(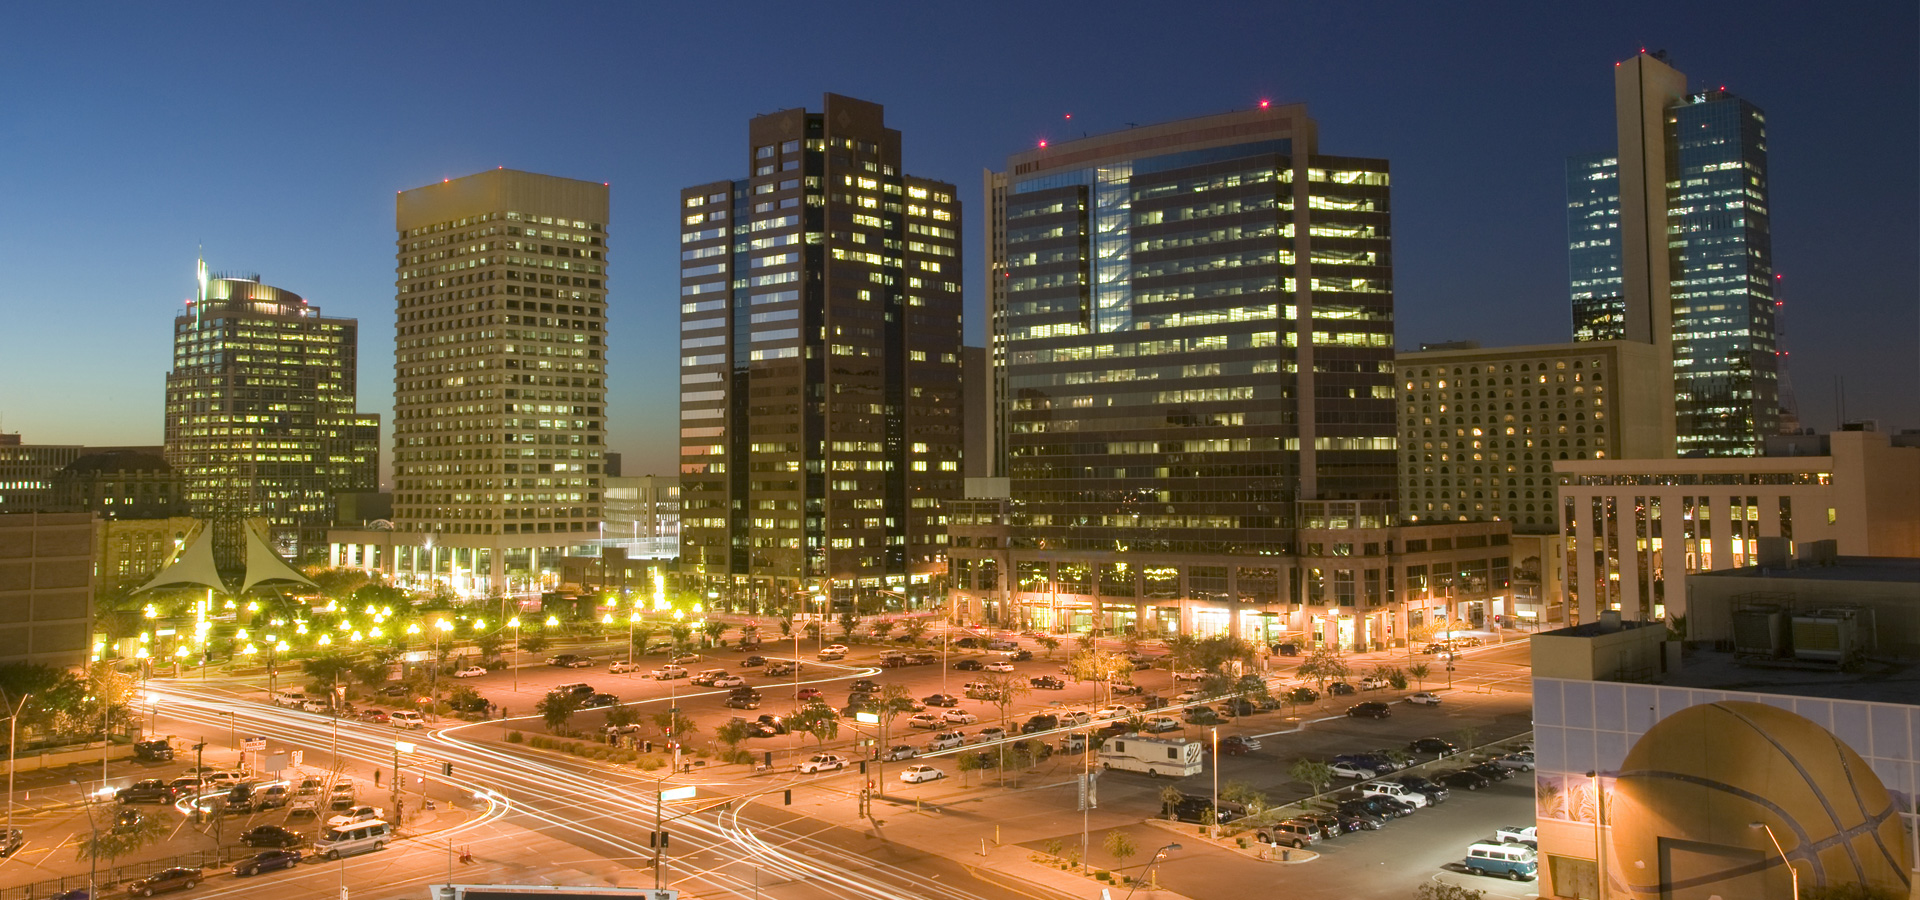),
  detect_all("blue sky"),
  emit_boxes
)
[1,1,1913,479]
